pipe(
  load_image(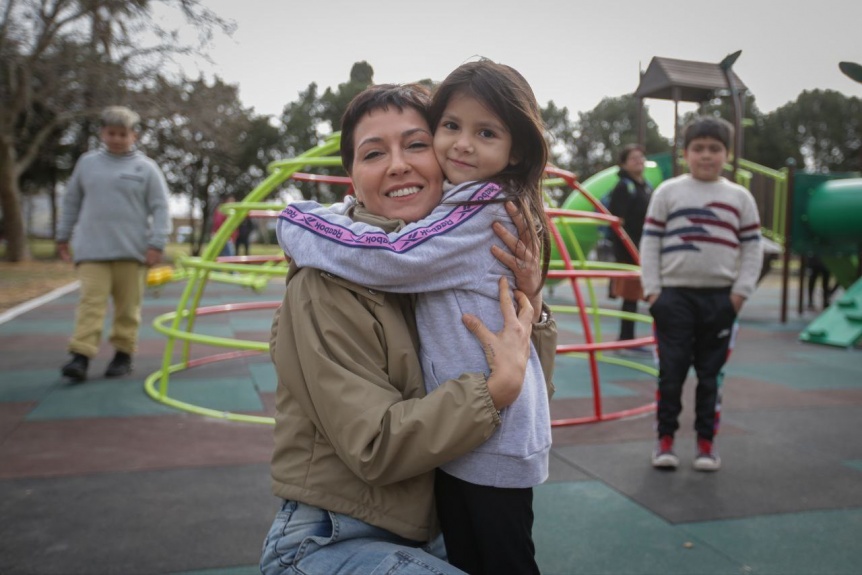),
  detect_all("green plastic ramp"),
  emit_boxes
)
[800,276,862,348]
